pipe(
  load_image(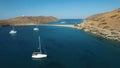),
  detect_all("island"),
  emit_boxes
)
[77,8,120,42]
[0,16,58,26]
